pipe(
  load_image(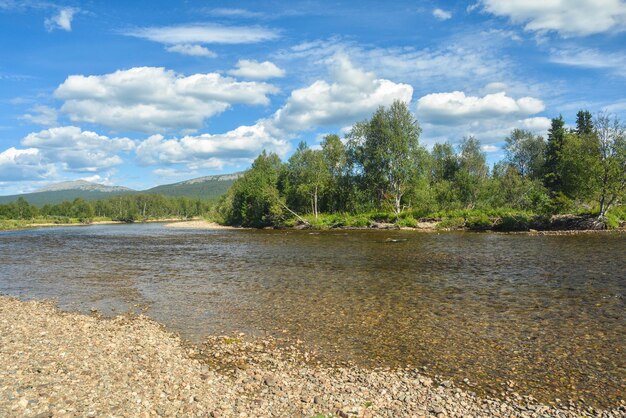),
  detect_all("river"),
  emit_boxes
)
[0,223,624,407]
